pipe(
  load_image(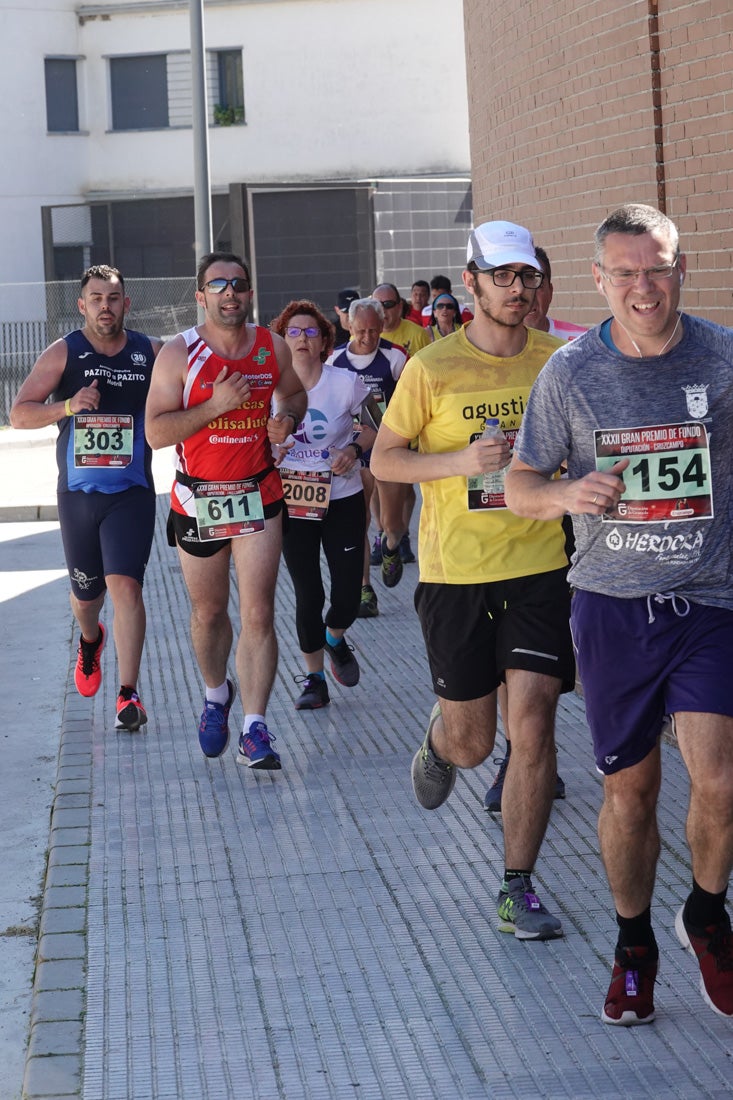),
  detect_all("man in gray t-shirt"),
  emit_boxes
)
[505,203,733,1027]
